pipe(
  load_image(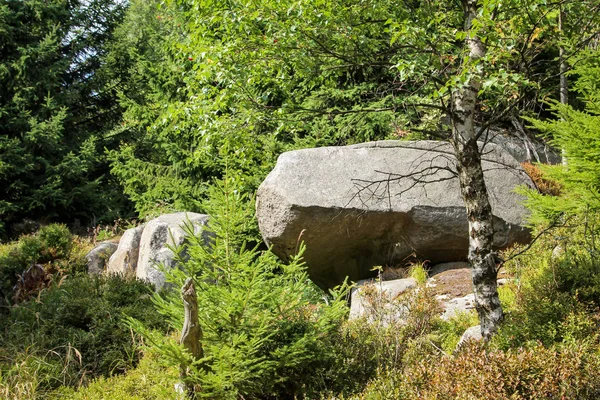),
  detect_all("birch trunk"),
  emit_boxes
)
[451,0,503,340]
[559,5,569,166]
